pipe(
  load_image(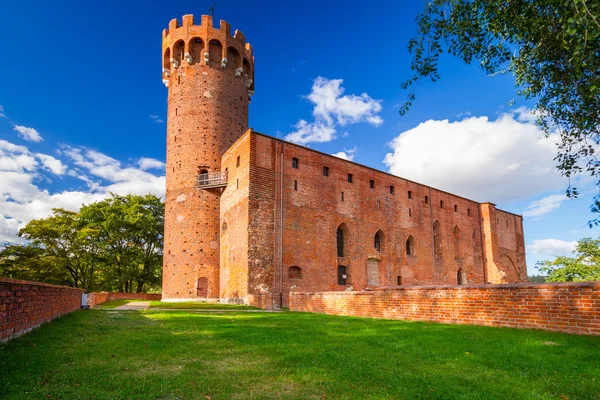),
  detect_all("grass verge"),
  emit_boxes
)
[1,310,599,399]
[148,301,259,310]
